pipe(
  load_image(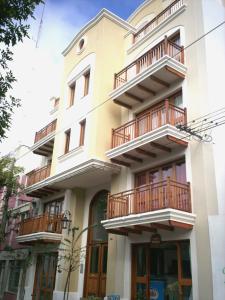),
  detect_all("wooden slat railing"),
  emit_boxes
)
[18,213,62,236]
[107,178,191,219]
[34,119,57,143]
[26,164,51,186]
[114,36,184,89]
[111,99,186,148]
[134,0,184,43]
